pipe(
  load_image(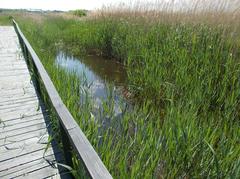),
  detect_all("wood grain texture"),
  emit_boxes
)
[0,26,64,179]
